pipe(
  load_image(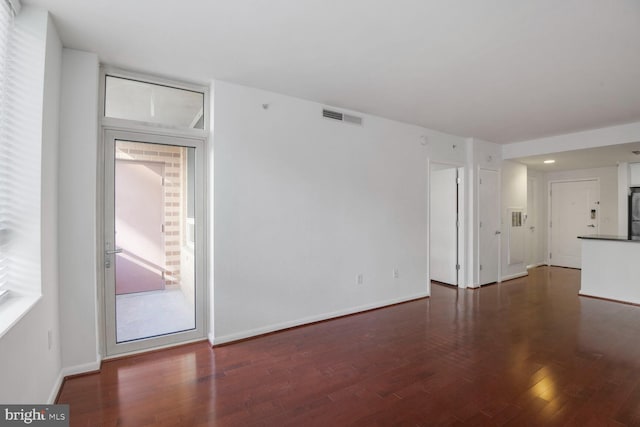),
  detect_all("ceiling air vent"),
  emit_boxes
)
[322,108,362,126]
